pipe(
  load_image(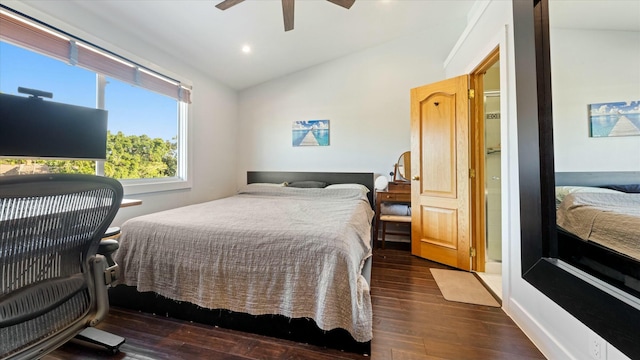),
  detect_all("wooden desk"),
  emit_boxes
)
[121,198,142,208]
[104,199,142,239]
[374,182,411,247]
